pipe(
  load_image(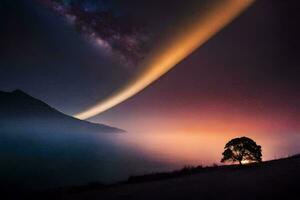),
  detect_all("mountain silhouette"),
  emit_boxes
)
[0,89,124,134]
